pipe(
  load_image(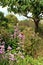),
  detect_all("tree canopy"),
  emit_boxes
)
[0,0,43,32]
[0,0,43,17]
